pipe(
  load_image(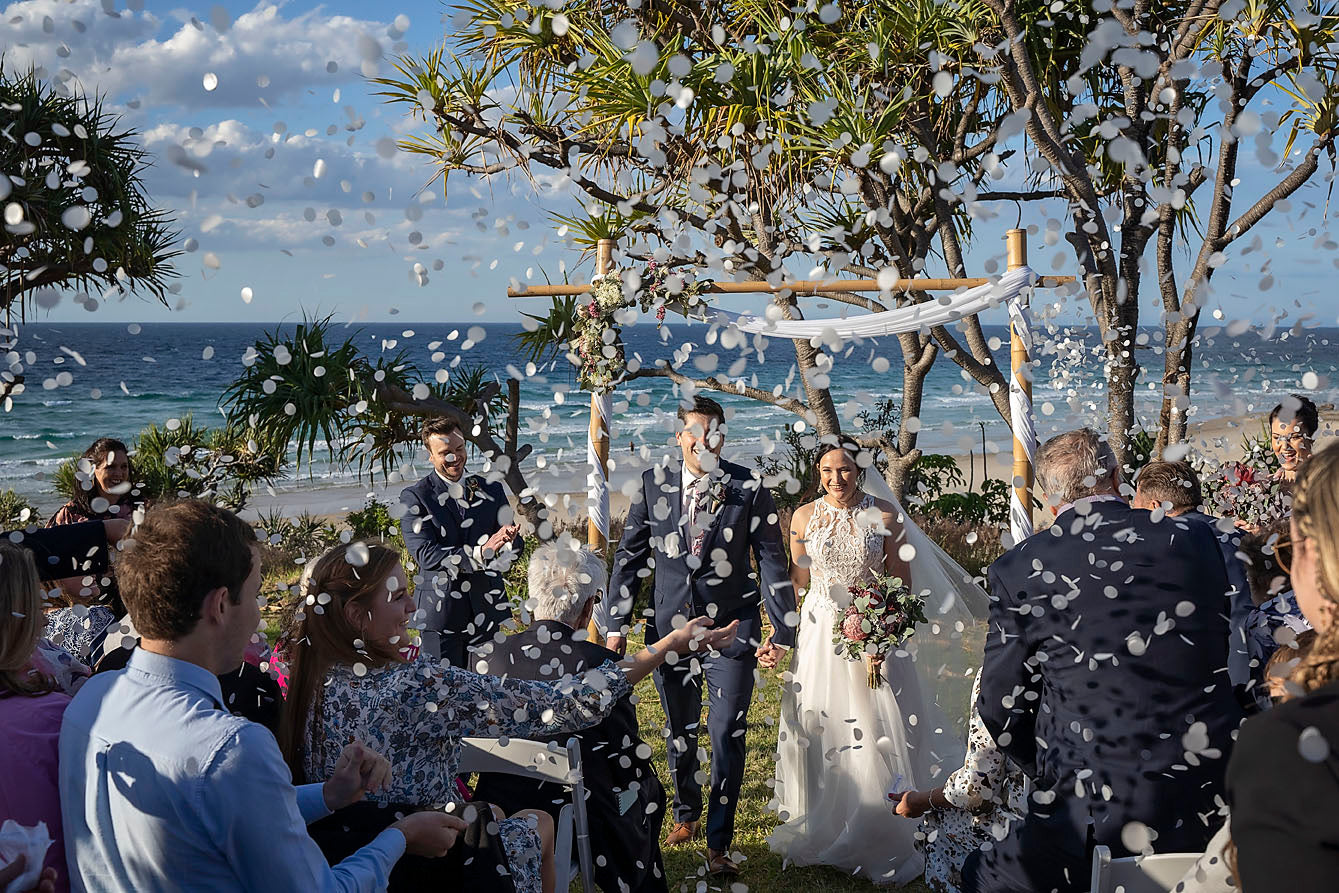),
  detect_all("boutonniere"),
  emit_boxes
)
[705,475,728,515]
[465,476,482,502]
